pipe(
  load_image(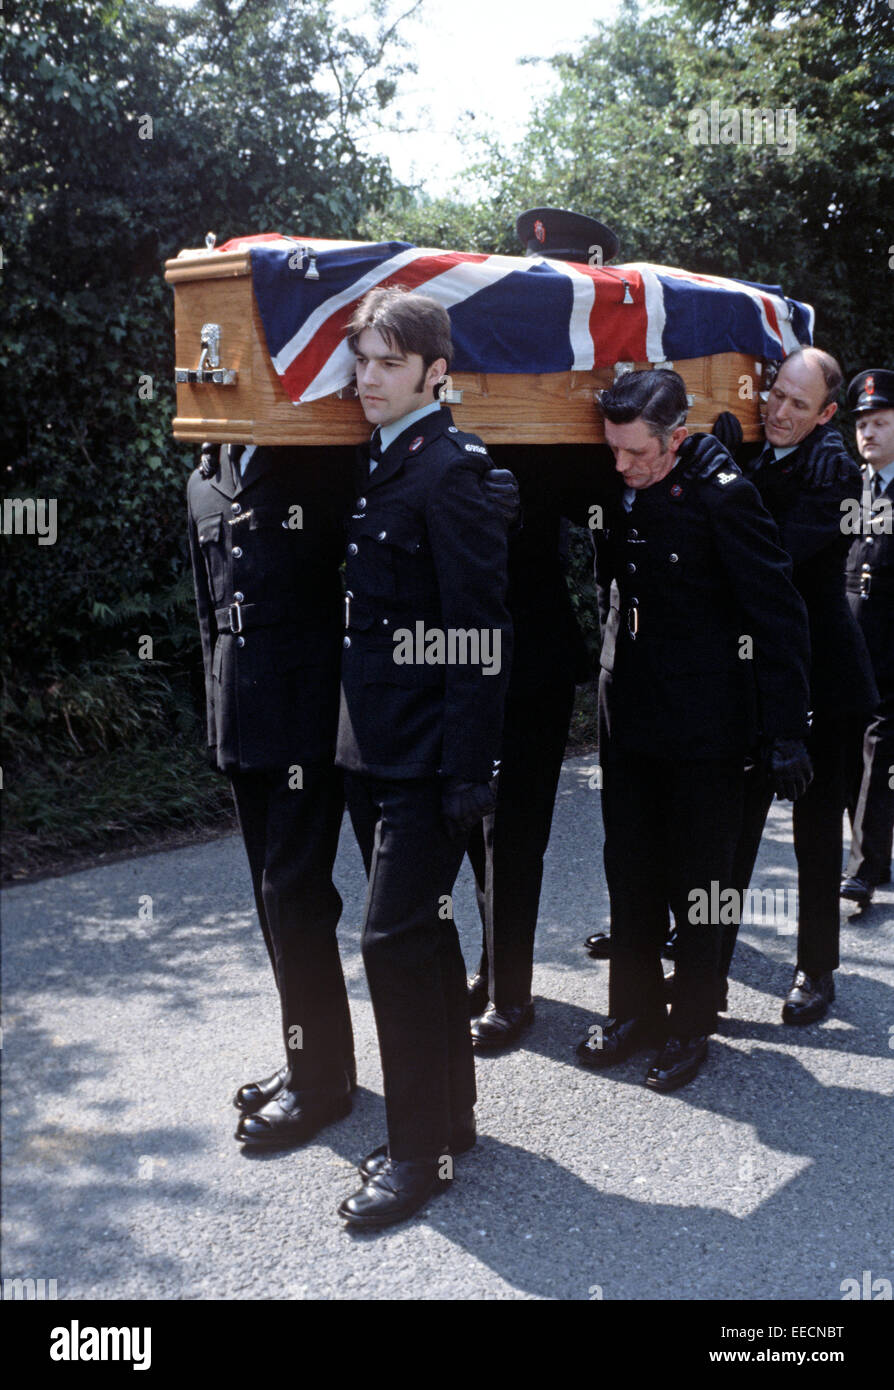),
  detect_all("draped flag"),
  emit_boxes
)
[218,233,814,405]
